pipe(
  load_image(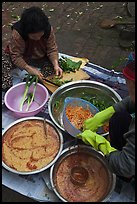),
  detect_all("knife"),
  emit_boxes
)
[42,77,60,87]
